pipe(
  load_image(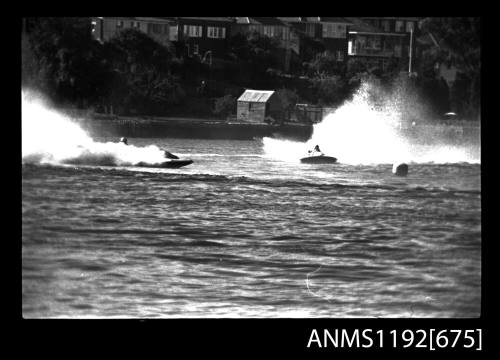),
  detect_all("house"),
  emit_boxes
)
[91,17,234,63]
[232,17,300,71]
[175,17,234,60]
[304,17,352,62]
[276,17,351,64]
[91,17,178,46]
[344,17,414,71]
[237,90,283,123]
[359,17,420,35]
